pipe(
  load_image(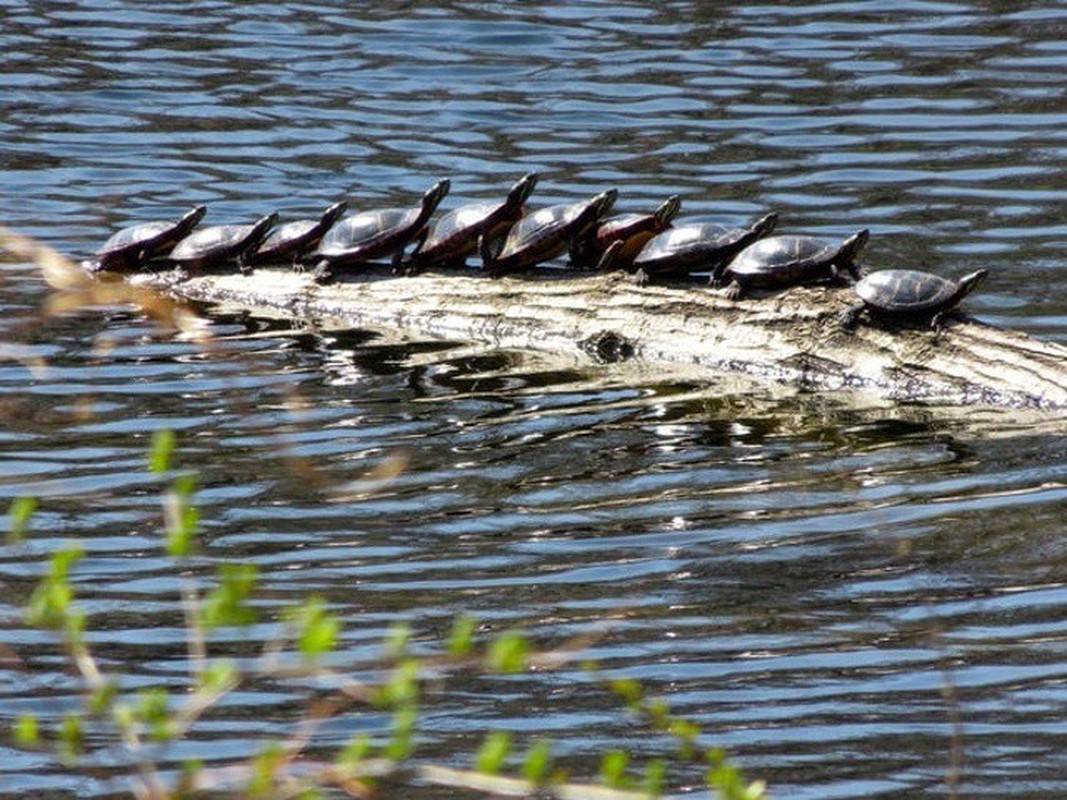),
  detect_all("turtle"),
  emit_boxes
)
[718,229,869,300]
[478,188,618,277]
[630,211,778,286]
[94,205,207,271]
[569,194,681,270]
[248,200,347,269]
[404,173,539,273]
[312,179,451,283]
[169,212,278,274]
[840,268,988,332]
